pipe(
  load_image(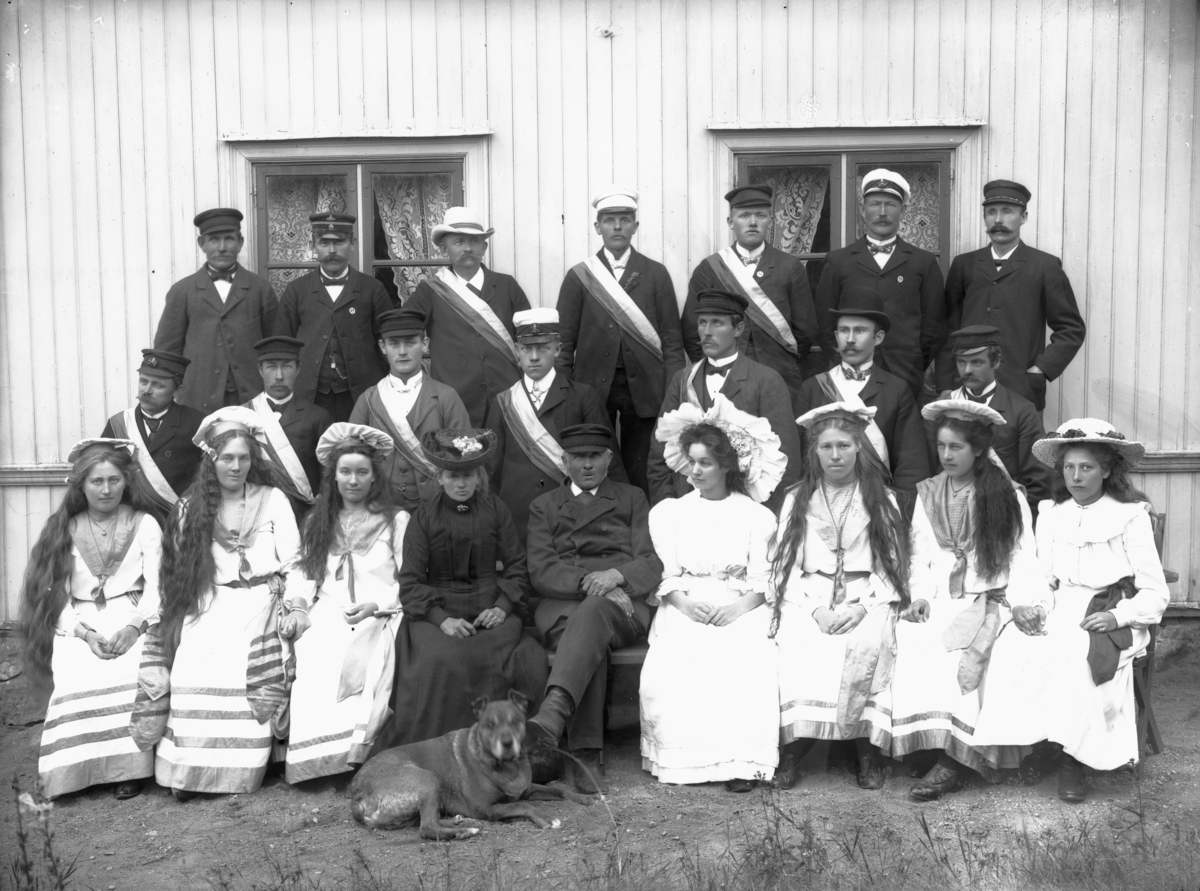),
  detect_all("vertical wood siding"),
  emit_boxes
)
[0,0,1197,619]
